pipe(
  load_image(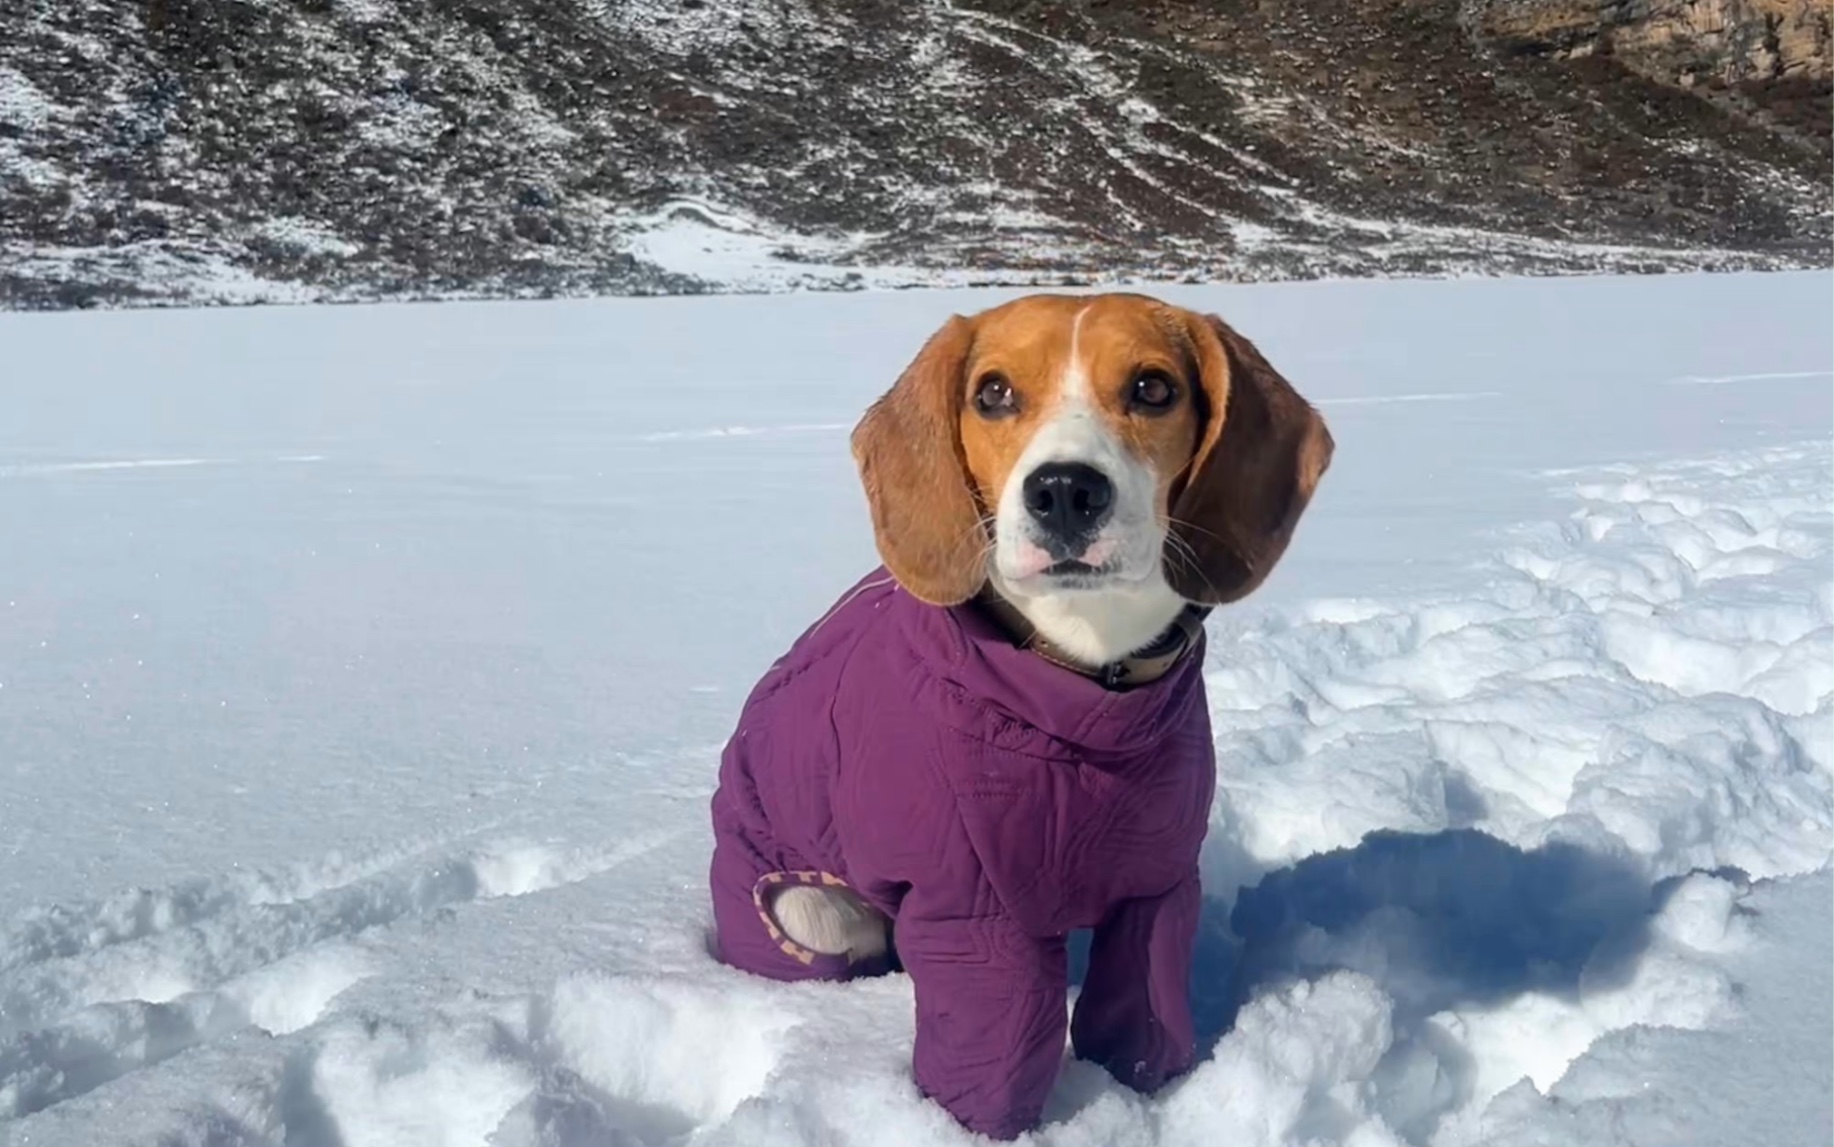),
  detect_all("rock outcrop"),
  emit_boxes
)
[1472,0,1831,148]
[1475,0,1829,84]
